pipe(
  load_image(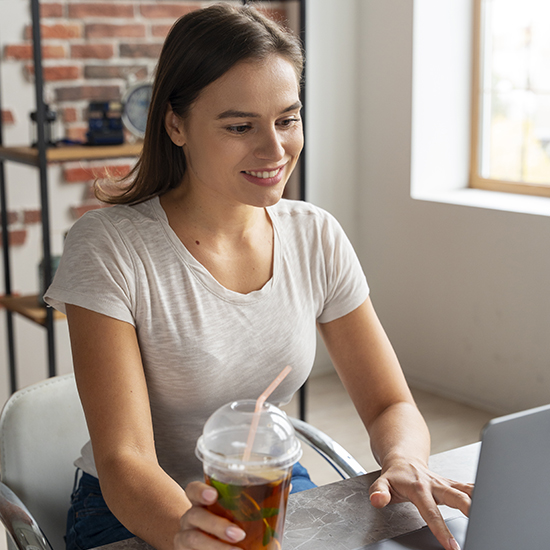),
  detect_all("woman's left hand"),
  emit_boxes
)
[368,457,473,550]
